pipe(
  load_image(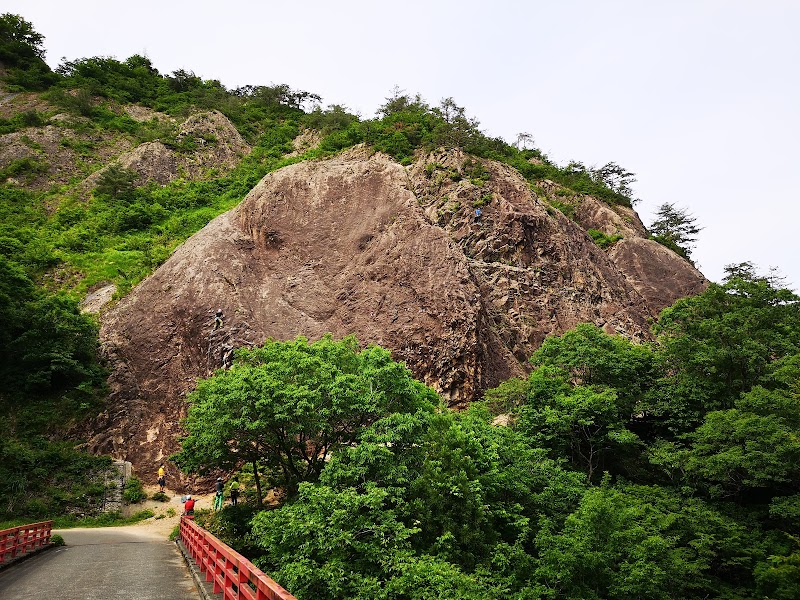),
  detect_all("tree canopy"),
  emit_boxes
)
[206,268,800,599]
[173,335,438,504]
[0,13,57,89]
